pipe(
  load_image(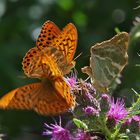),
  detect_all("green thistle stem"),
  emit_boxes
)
[94,117,113,140]
[100,119,112,139]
